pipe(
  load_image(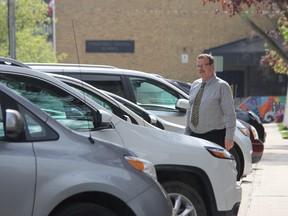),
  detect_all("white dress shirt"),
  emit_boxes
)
[185,74,236,140]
